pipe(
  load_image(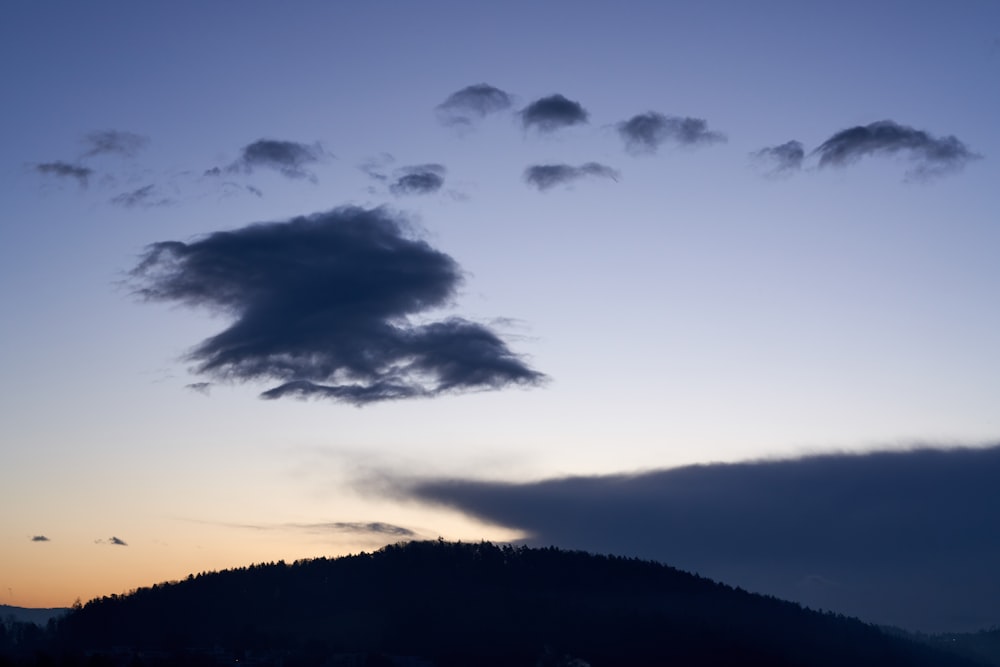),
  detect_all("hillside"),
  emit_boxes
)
[7,541,986,666]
